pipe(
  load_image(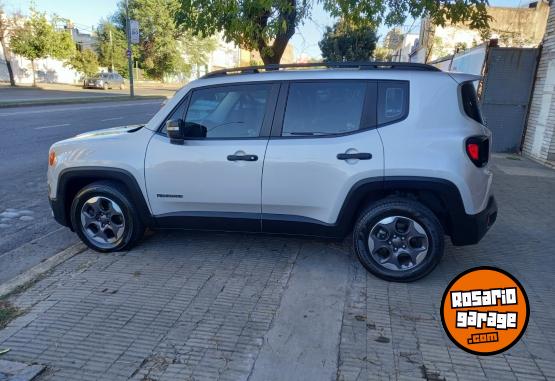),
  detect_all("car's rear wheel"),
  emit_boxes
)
[70,181,144,252]
[103,83,108,90]
[353,198,444,282]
